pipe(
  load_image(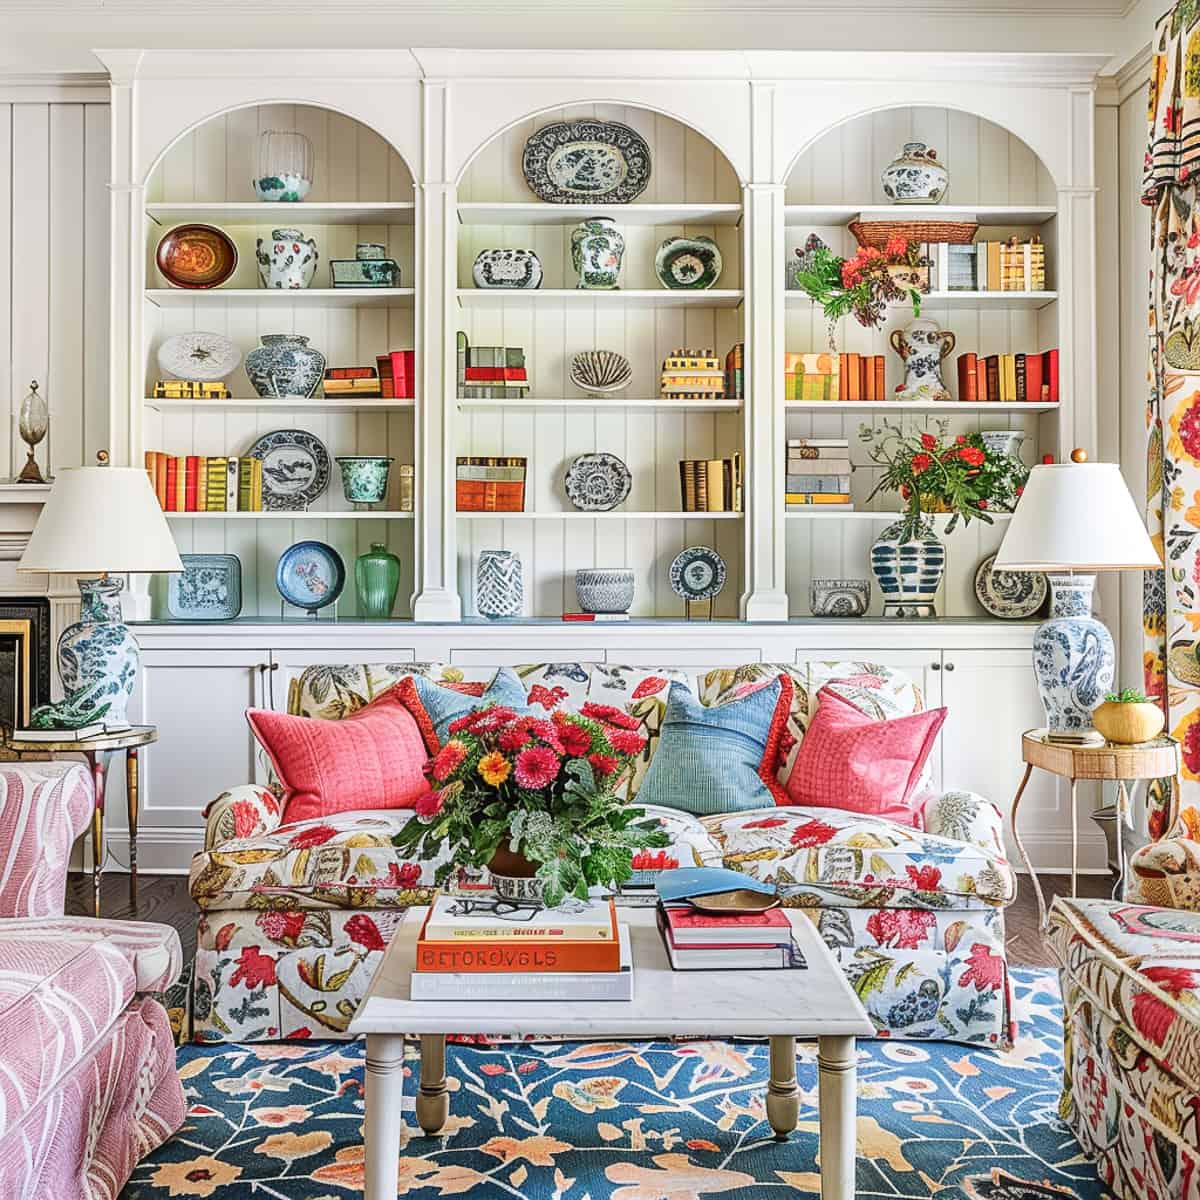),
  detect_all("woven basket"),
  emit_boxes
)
[849,219,978,249]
